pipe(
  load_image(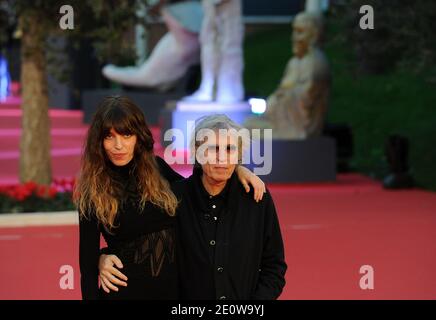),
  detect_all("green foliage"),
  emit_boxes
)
[0,0,154,64]
[324,30,436,189]
[0,180,76,213]
[67,0,142,64]
[0,192,75,213]
[334,0,436,76]
[244,19,436,191]
[244,26,292,97]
